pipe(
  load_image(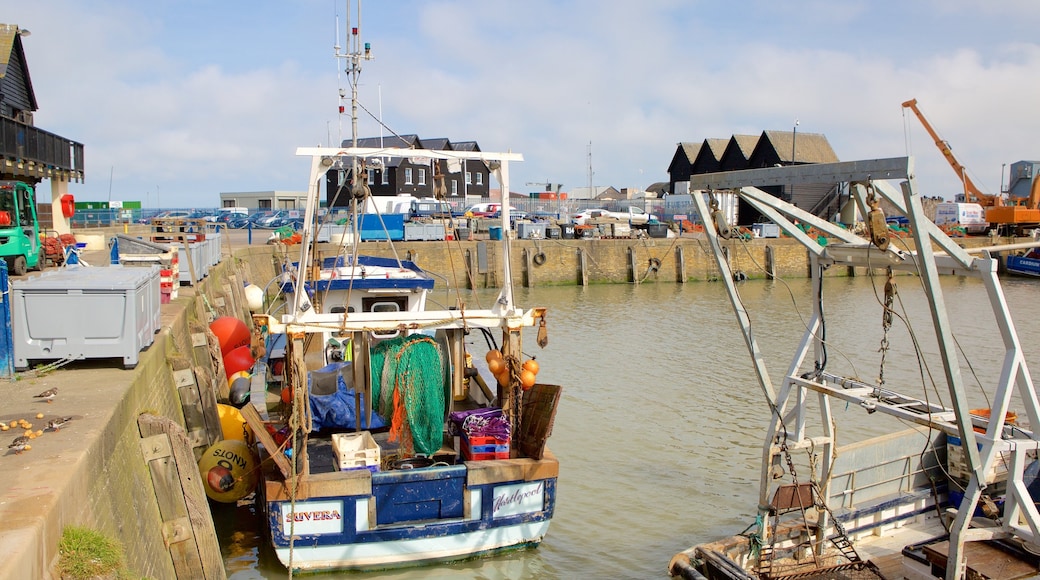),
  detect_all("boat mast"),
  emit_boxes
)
[336,0,373,215]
